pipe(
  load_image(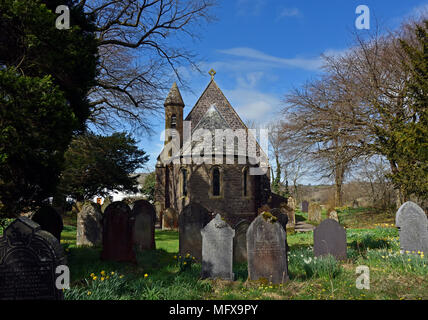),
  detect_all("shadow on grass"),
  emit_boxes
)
[348,235,390,252]
[155,230,179,242]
